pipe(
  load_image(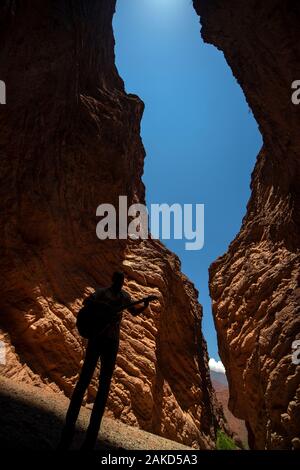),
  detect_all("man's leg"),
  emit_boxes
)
[81,339,119,450]
[58,340,99,450]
